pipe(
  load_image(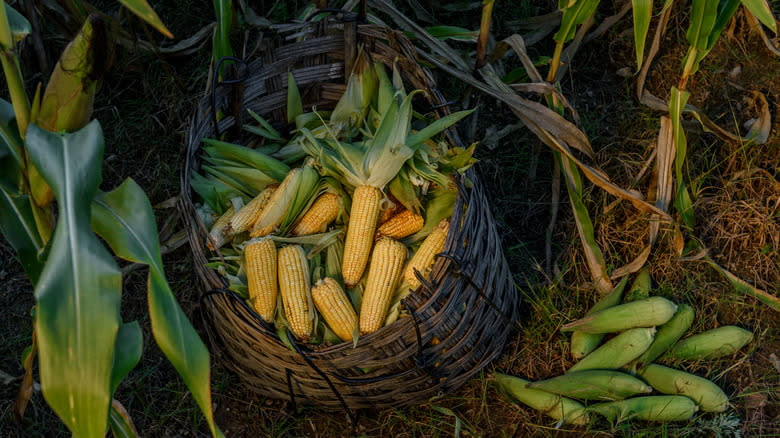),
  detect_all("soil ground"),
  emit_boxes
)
[1,1,778,436]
